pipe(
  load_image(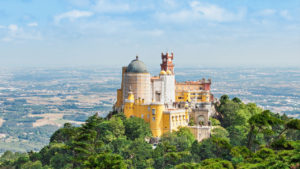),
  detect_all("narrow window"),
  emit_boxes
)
[152,109,156,115]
